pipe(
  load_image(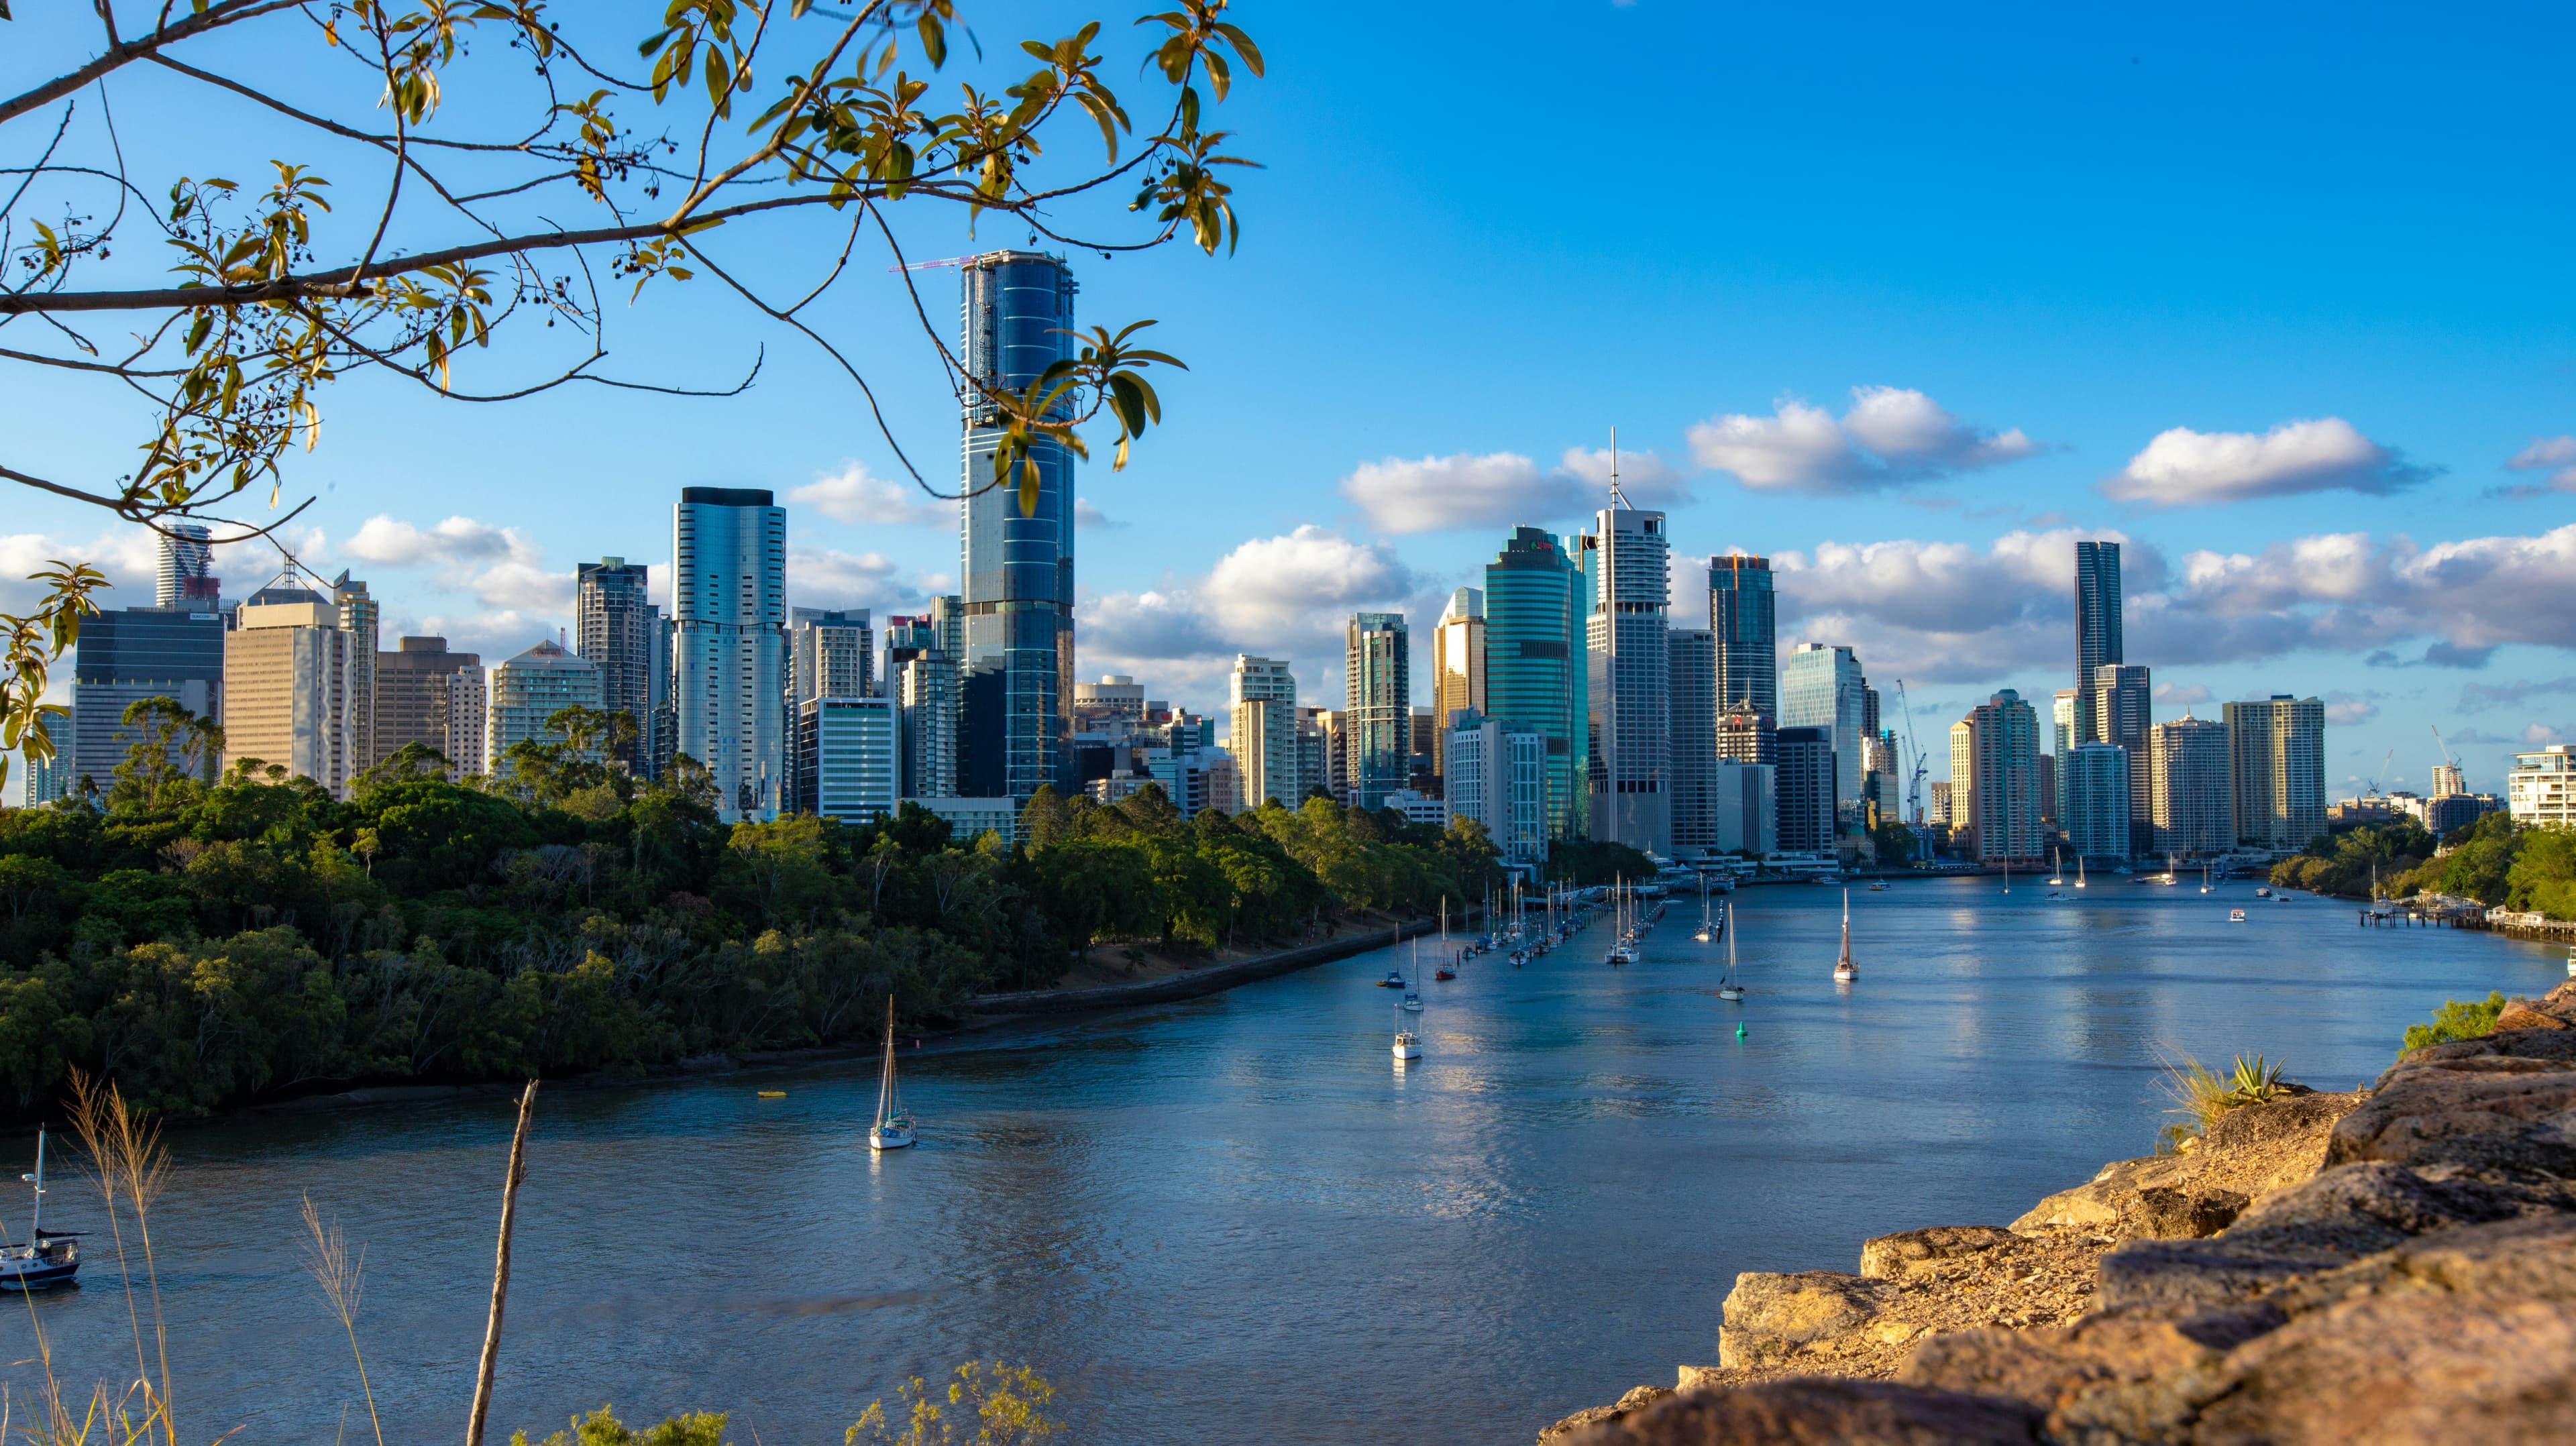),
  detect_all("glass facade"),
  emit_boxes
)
[1580,507,1671,856]
[1709,553,1776,724]
[1780,643,1866,822]
[1483,526,1587,841]
[1344,612,1409,810]
[2074,539,2123,744]
[672,486,787,822]
[959,252,1079,804]
[576,557,660,777]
